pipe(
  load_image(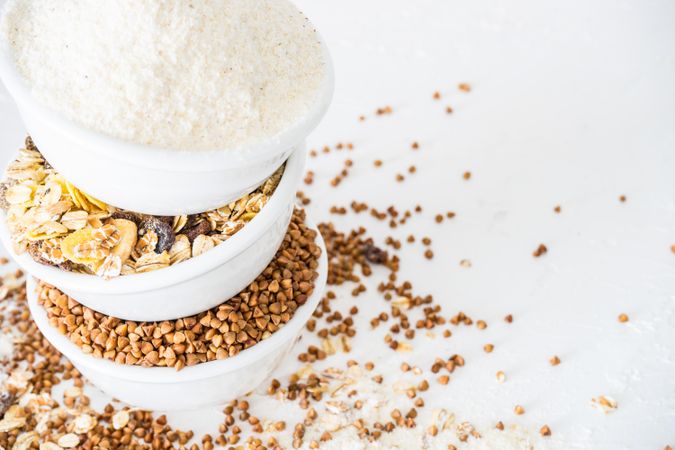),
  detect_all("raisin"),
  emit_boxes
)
[184,220,211,243]
[111,211,143,225]
[183,214,201,229]
[140,217,175,253]
[112,212,174,251]
[364,244,388,264]
[155,216,174,226]
[112,211,172,227]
